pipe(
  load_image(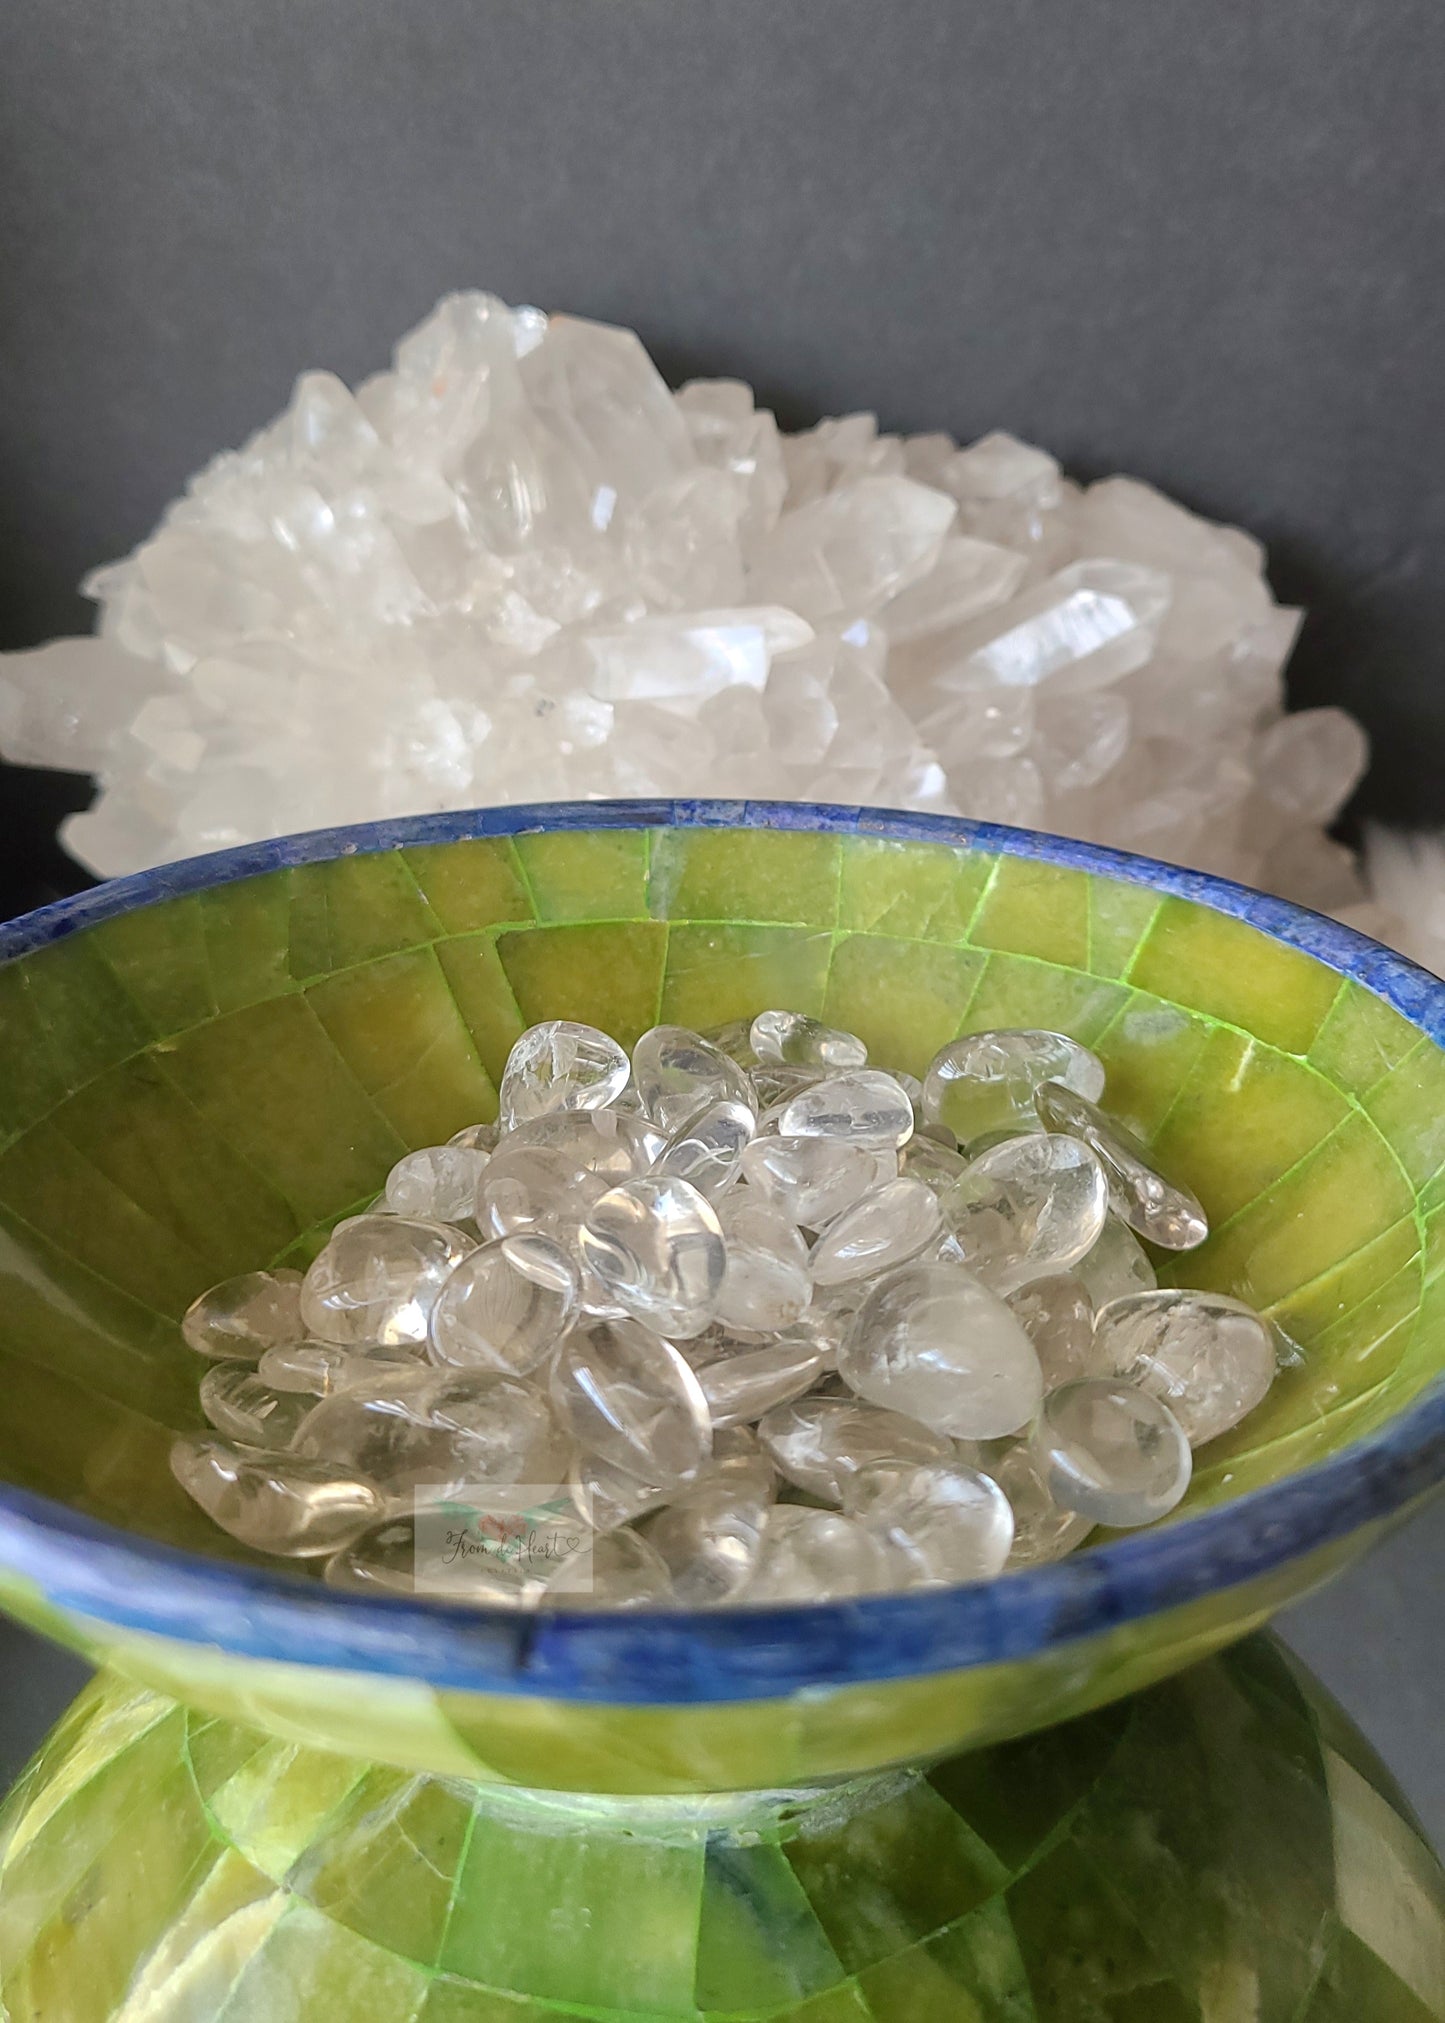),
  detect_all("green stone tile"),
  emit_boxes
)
[854,1896,1035,2023]
[1004,1839,1185,2022]
[287,854,442,982]
[433,937,526,1092]
[1364,1039,1445,1188]
[823,936,986,1076]
[106,1847,288,2020]
[695,1840,845,2013]
[1128,899,1341,1054]
[200,871,295,1014]
[1423,1200,1445,1283]
[498,921,668,1048]
[1267,1217,1421,1348]
[416,1980,557,2021]
[1147,1032,1350,1230]
[1173,1114,1415,1312]
[440,1809,706,2011]
[290,1770,473,1970]
[206,1740,367,1885]
[403,838,535,934]
[92,895,219,1036]
[784,1779,1007,1975]
[308,951,497,1149]
[186,1713,272,1806]
[1086,879,1164,979]
[837,837,996,941]
[1188,1388,1394,1508]
[660,924,833,1032]
[969,855,1090,969]
[51,1057,300,1283]
[14,935,155,1100]
[515,827,649,921]
[649,826,842,925]
[777,1988,876,2022]
[0,962,75,1142]
[1304,1923,1440,2023]
[1307,983,1422,1099]
[159,996,408,1227]
[958,954,1129,1045]
[1324,1746,1445,2019]
[927,1700,1131,1874]
[214,1901,431,2022]
[1090,997,1215,1139]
